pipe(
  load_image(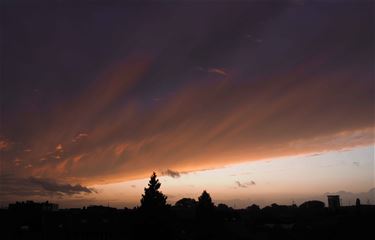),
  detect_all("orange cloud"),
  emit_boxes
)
[207,68,228,76]
[73,154,84,163]
[2,55,374,186]
[56,144,63,151]
[0,138,11,151]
